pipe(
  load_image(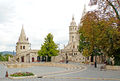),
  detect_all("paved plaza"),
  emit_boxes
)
[0,62,120,81]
